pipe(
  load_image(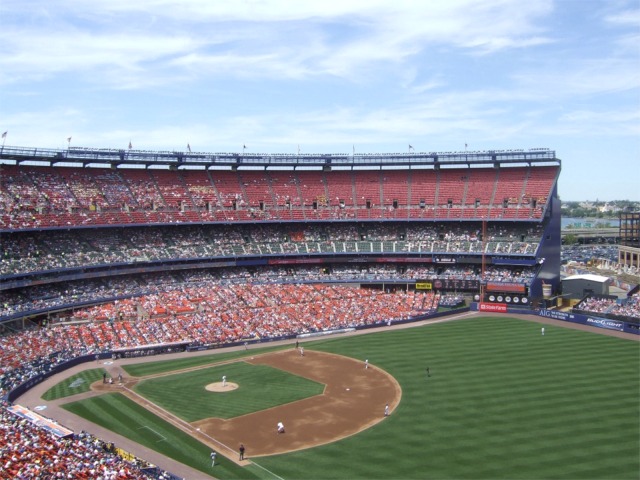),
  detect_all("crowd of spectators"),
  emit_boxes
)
[1,223,543,277]
[574,296,616,314]
[1,284,437,383]
[0,280,446,479]
[575,294,640,320]
[0,264,535,320]
[0,400,174,479]
[609,295,640,318]
[439,294,465,307]
[0,164,553,229]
